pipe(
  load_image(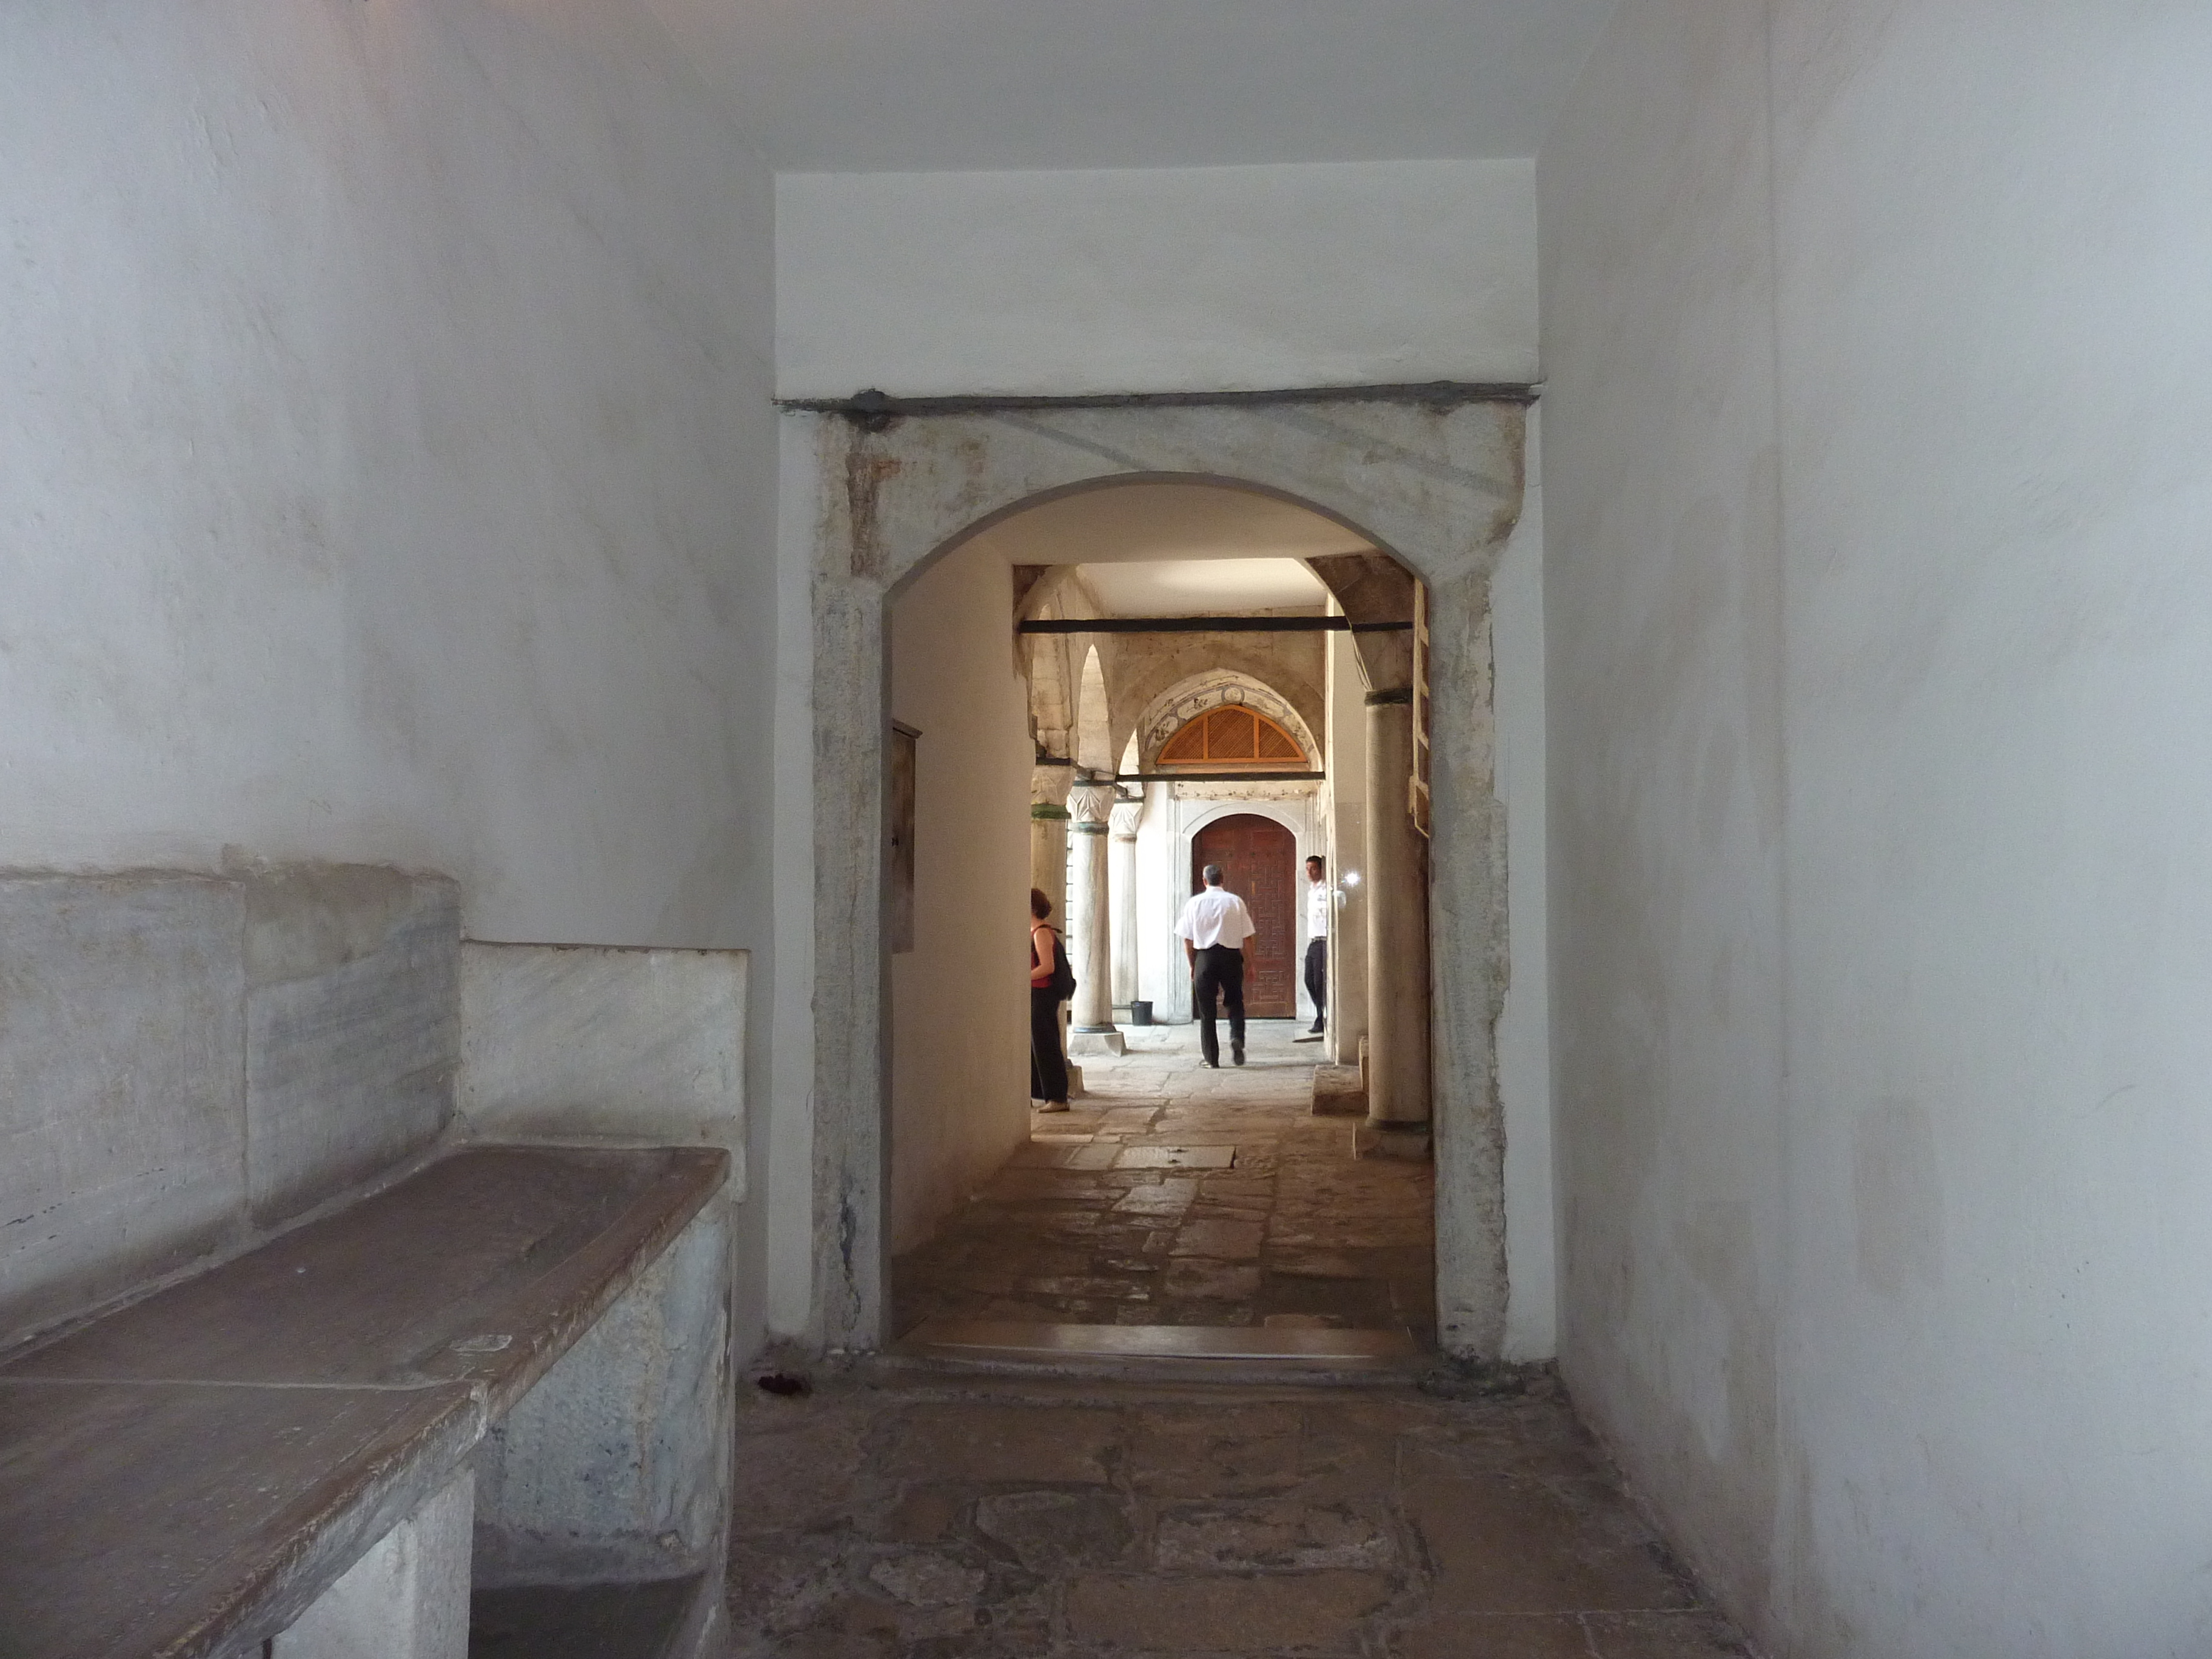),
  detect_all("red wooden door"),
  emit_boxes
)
[1190,814,1298,1018]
